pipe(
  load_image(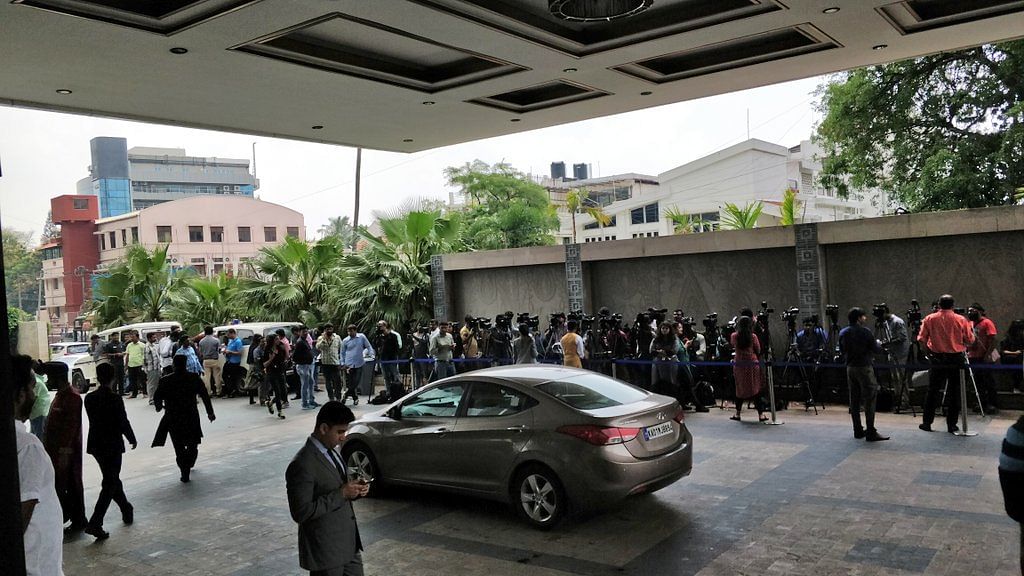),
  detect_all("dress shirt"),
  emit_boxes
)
[918,309,975,354]
[341,333,373,368]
